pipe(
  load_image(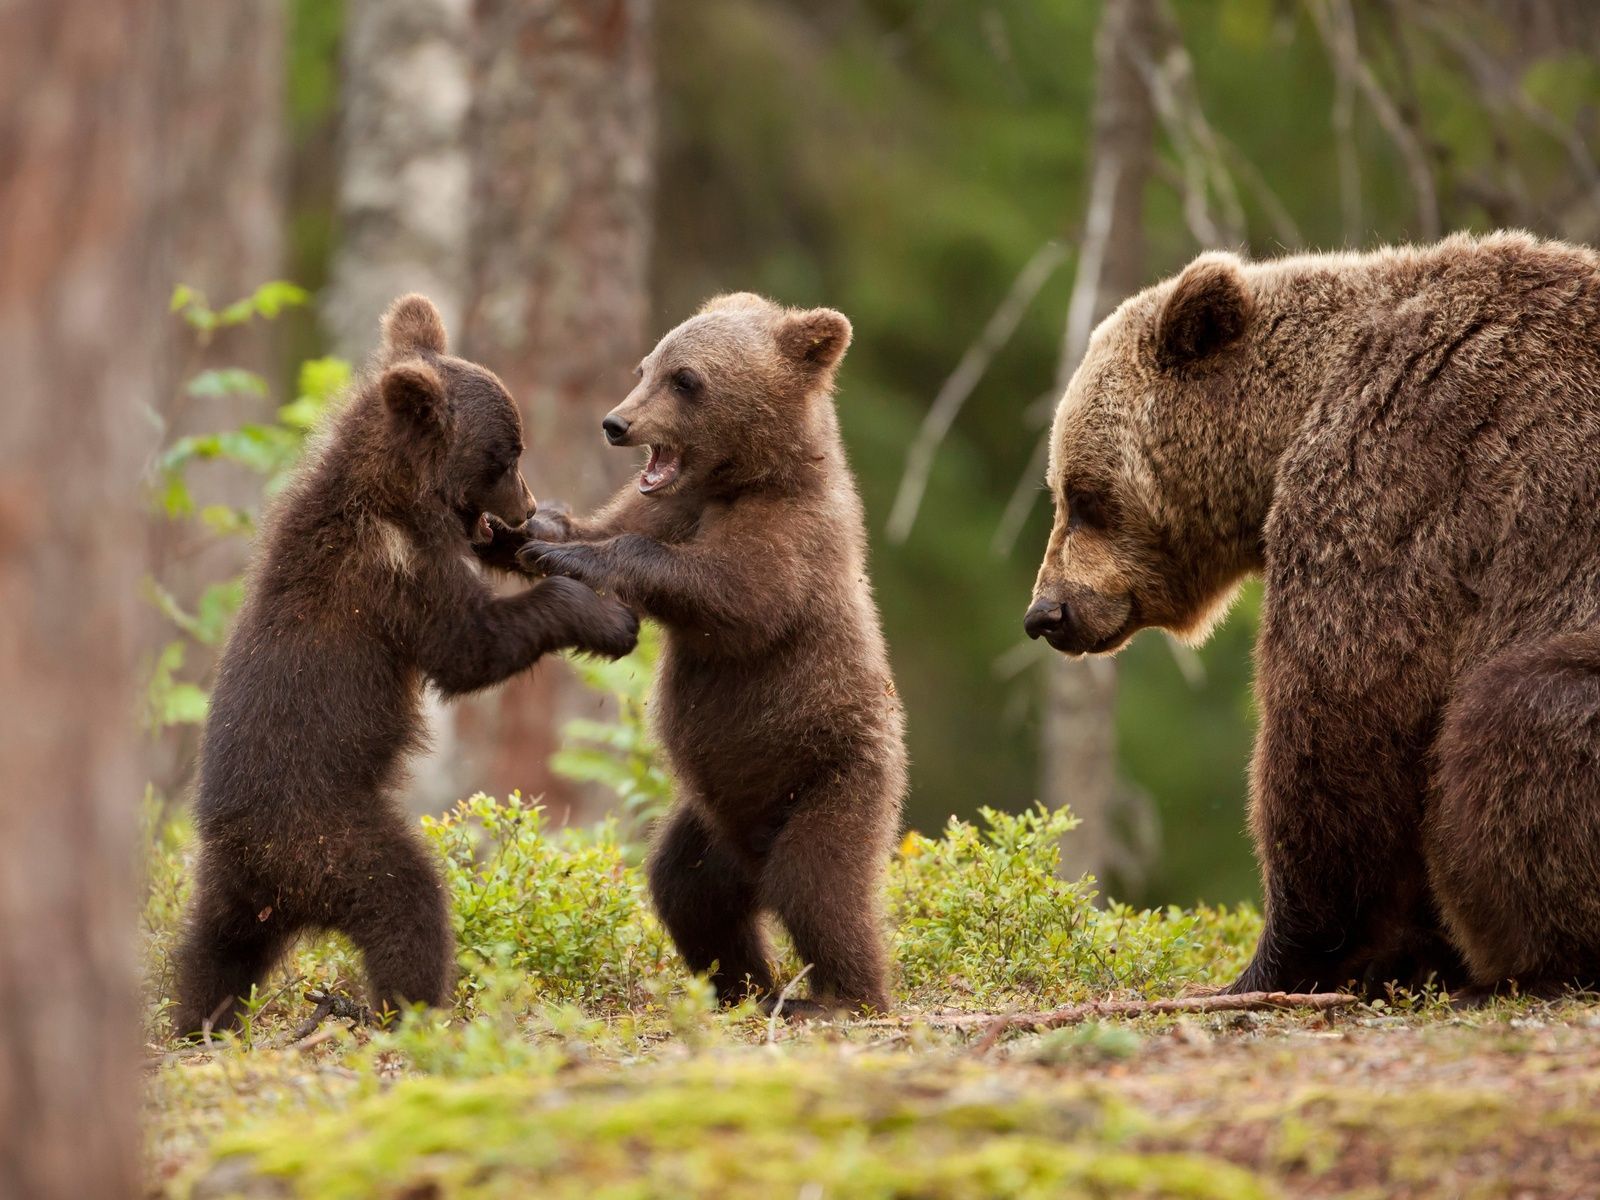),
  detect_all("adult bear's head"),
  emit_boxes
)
[1026,252,1264,656]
